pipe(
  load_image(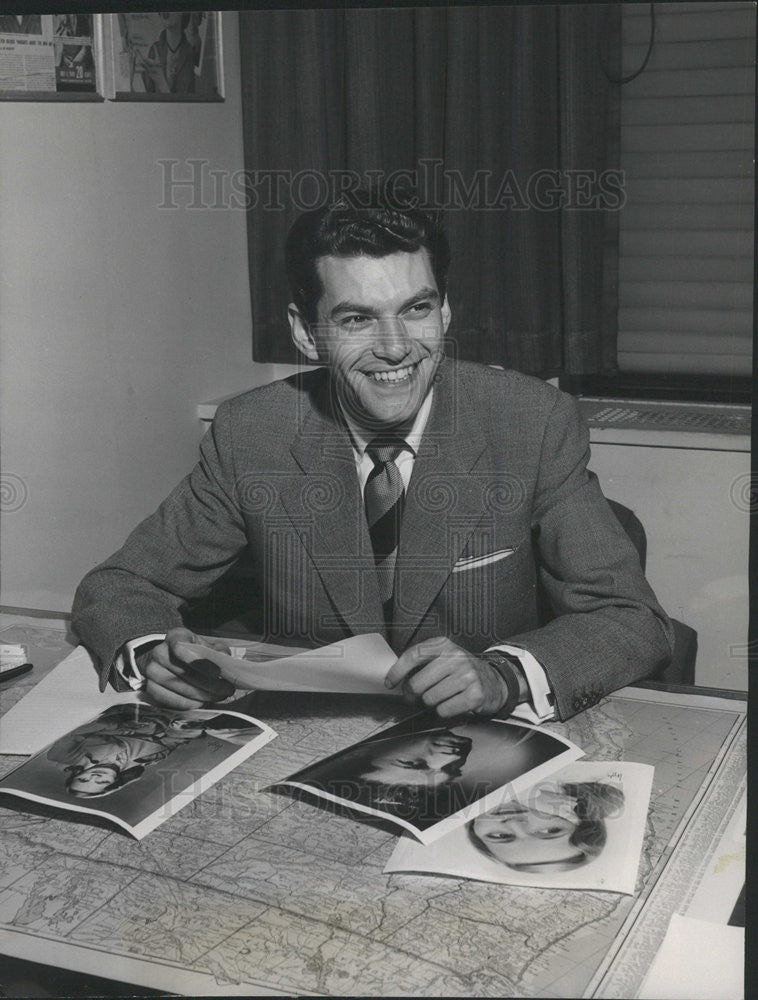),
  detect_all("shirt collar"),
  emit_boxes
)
[342,387,434,459]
